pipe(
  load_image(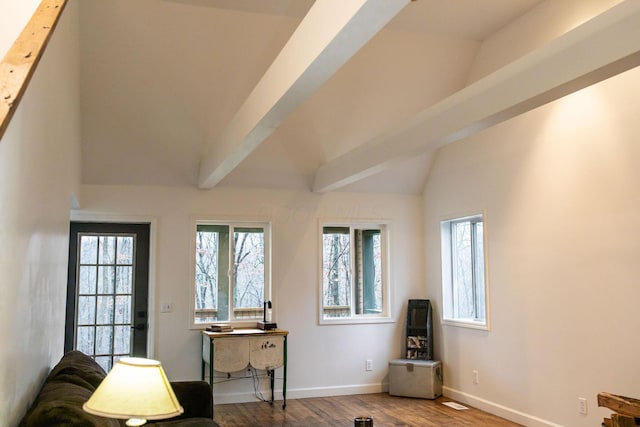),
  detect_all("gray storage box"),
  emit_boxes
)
[388,359,442,399]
